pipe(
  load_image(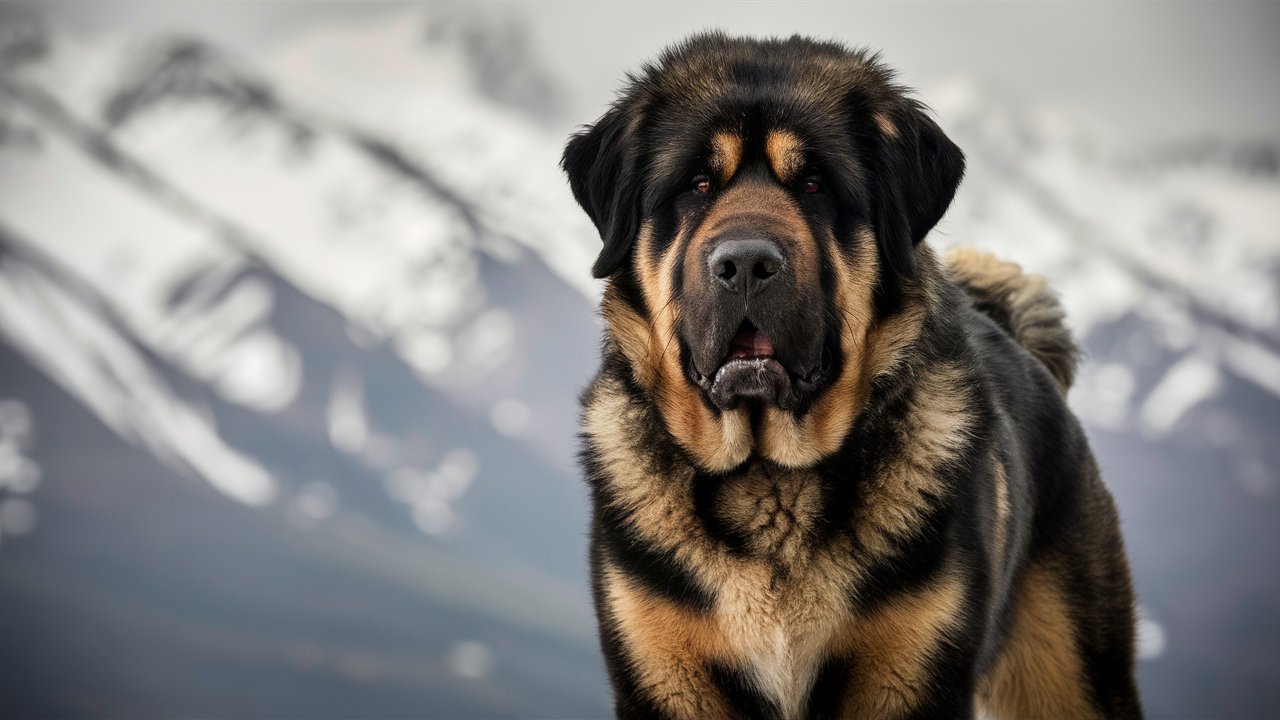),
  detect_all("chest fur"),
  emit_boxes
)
[704,469,853,717]
[584,374,971,718]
